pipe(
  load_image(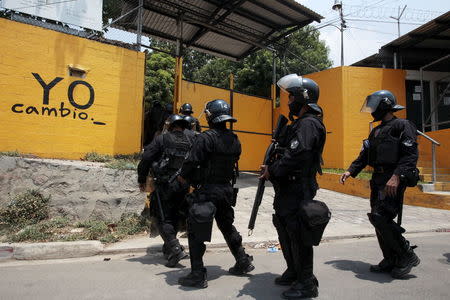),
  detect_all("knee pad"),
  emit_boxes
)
[367,212,389,229]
